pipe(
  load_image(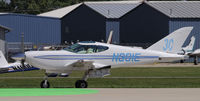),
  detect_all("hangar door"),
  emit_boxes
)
[106,21,119,44]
